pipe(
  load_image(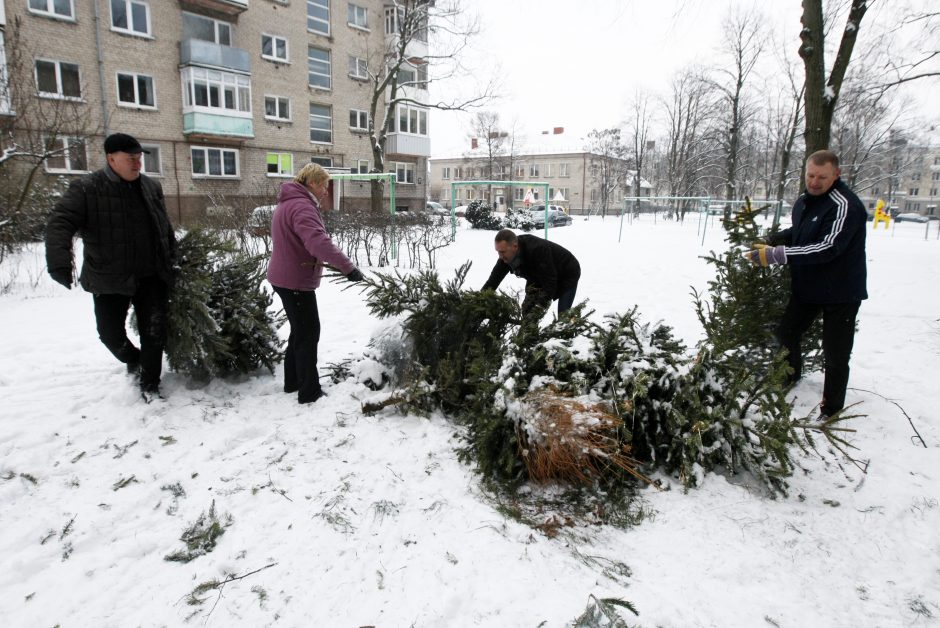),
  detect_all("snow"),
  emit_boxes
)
[2,214,939,626]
